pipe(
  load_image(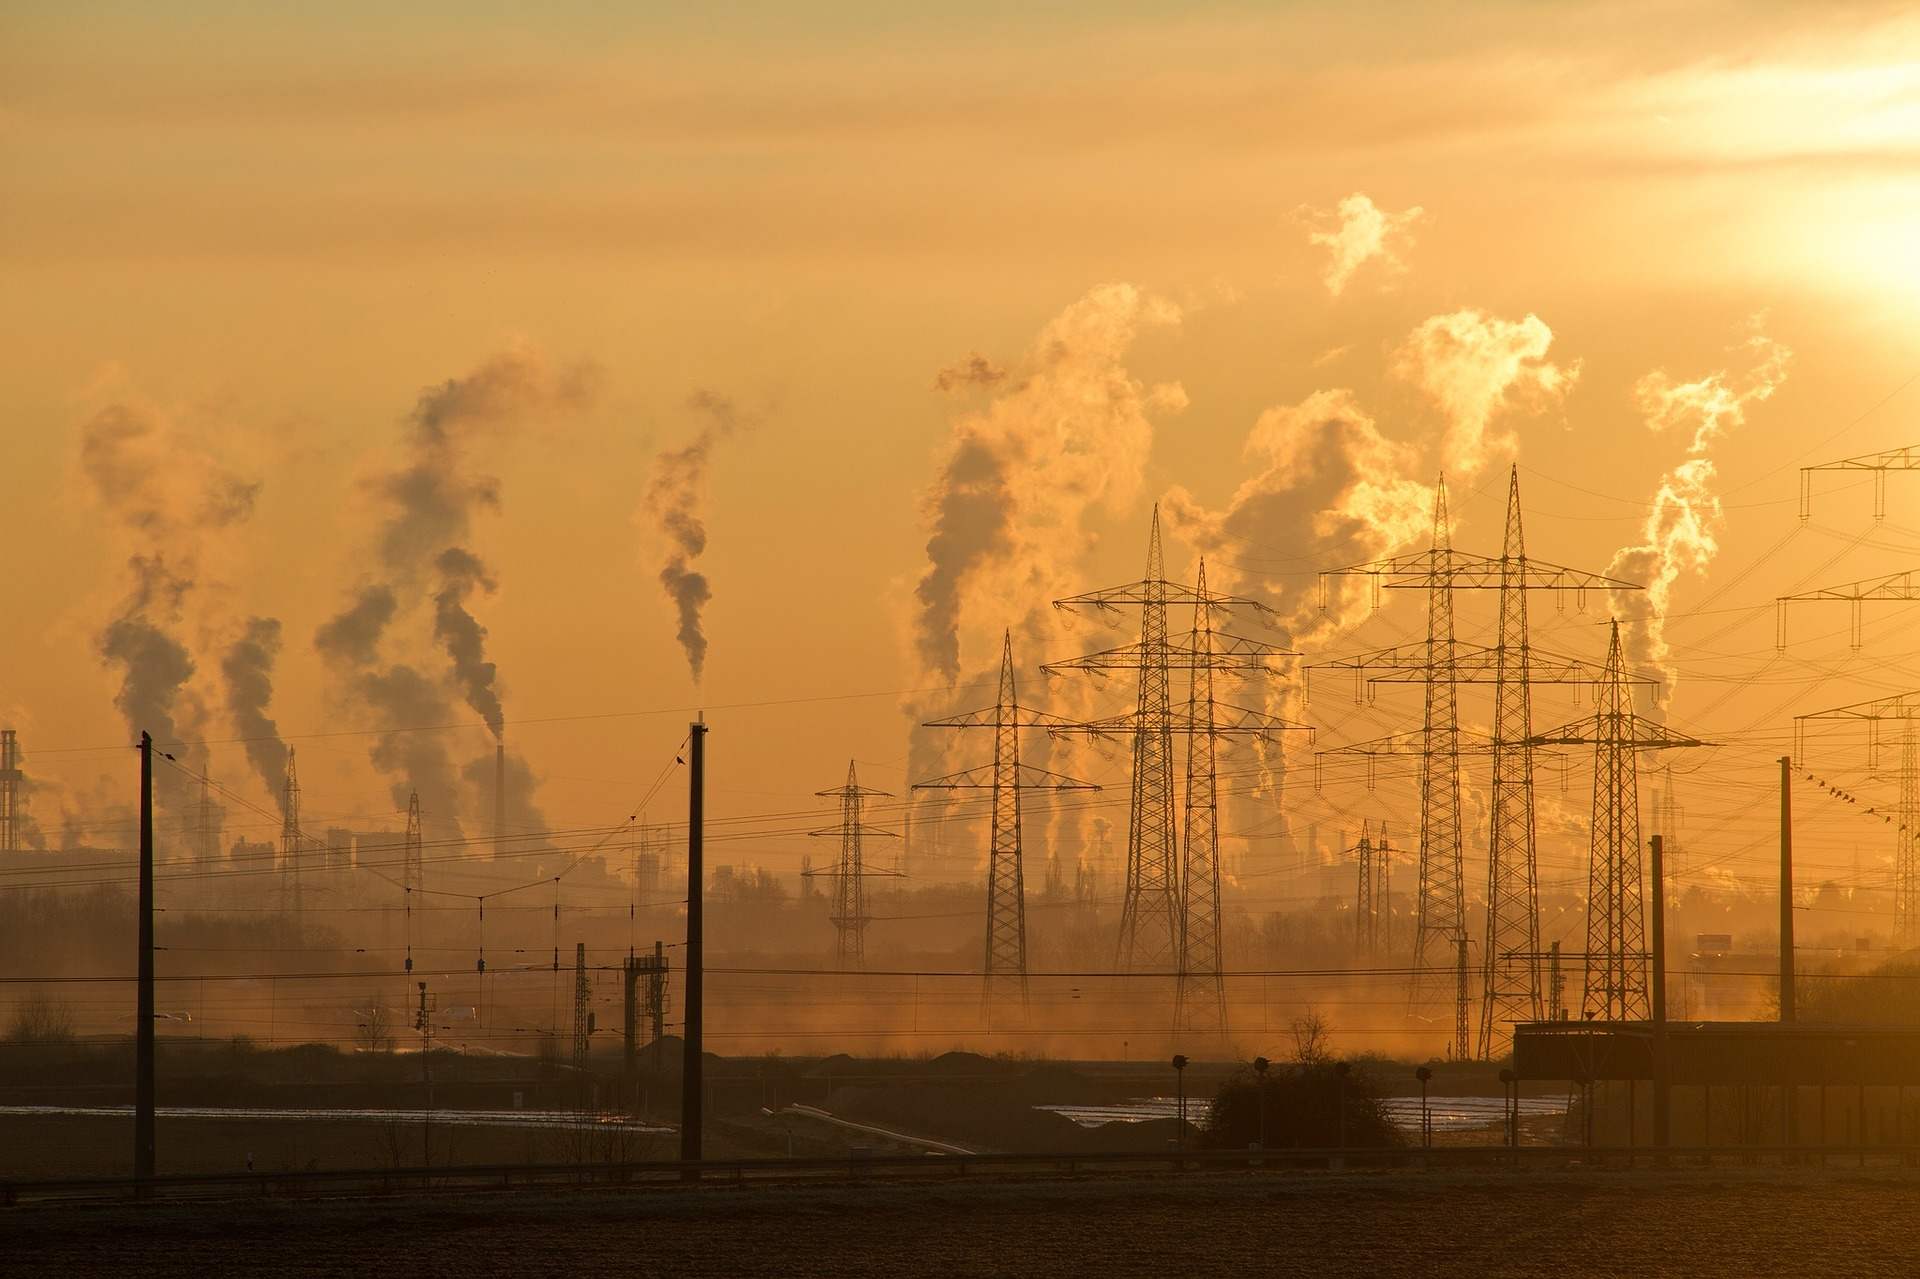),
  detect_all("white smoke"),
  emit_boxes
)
[1608,323,1793,707]
[1164,387,1433,802]
[77,398,259,812]
[1393,309,1579,481]
[1305,194,1424,297]
[912,282,1185,685]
